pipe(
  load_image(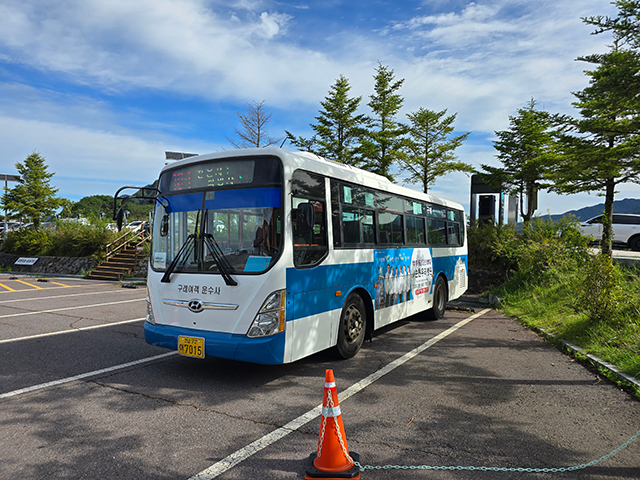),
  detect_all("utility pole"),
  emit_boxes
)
[1,173,20,240]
